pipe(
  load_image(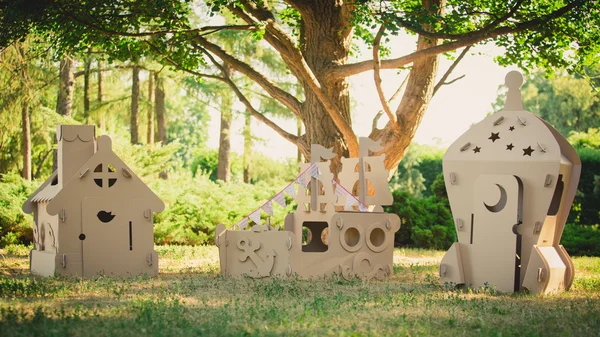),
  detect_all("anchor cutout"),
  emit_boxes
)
[237,238,275,278]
